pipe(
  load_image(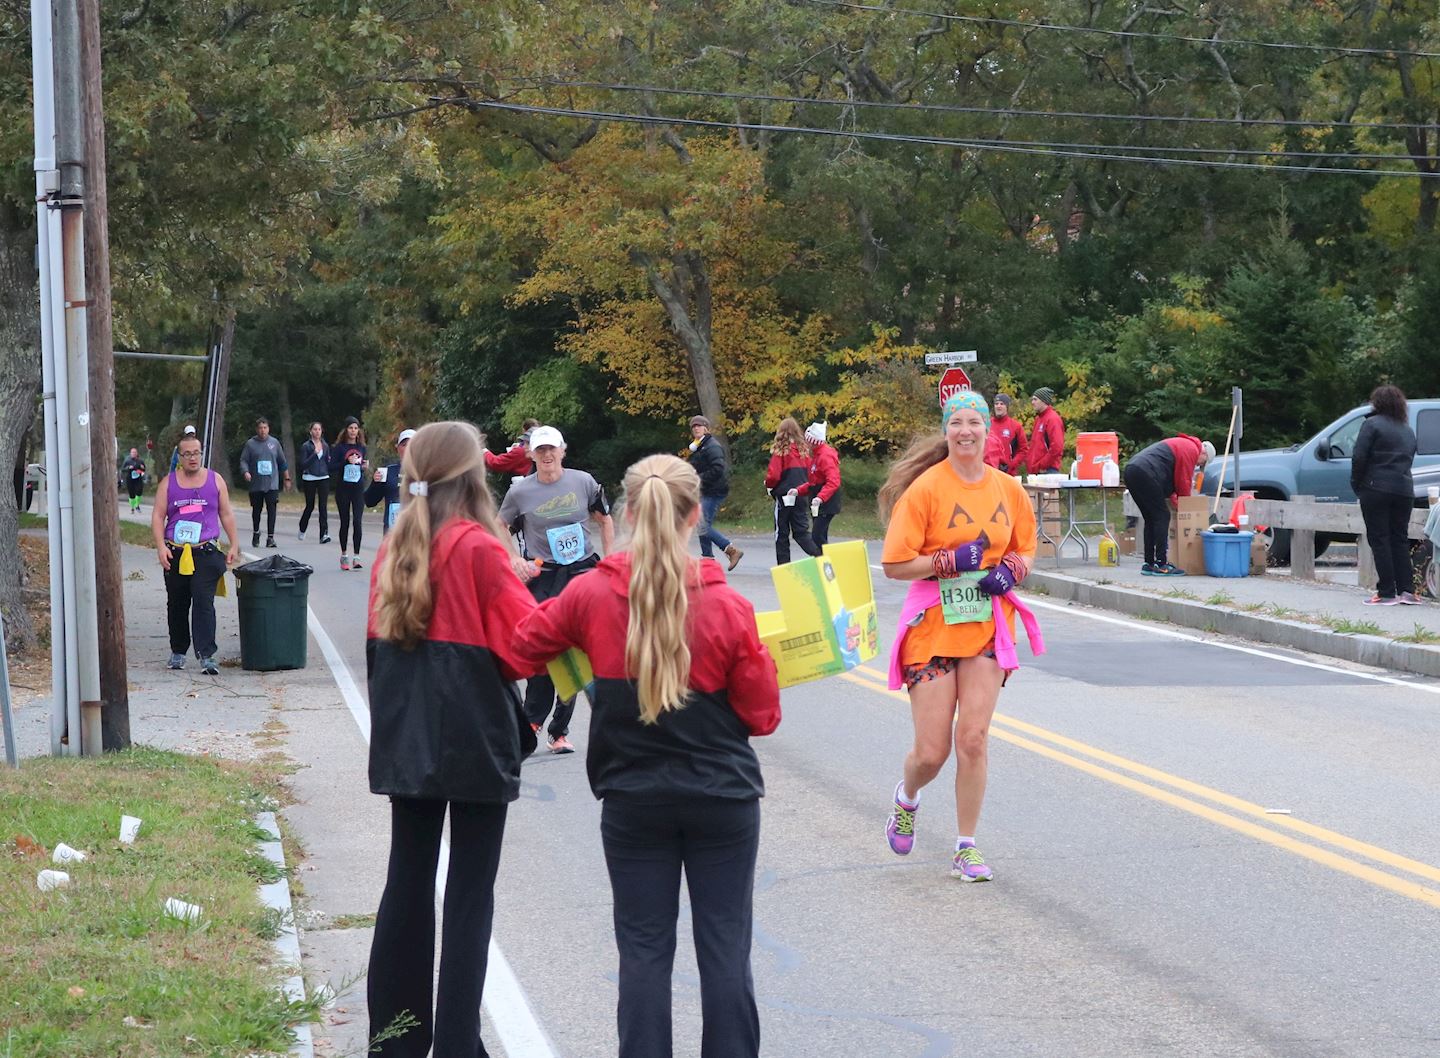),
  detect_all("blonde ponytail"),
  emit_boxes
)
[622,454,700,723]
[374,421,510,648]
